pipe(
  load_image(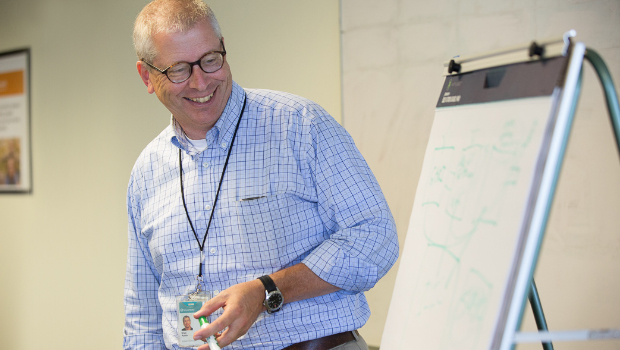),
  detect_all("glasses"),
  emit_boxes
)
[142,40,226,83]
